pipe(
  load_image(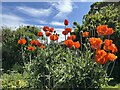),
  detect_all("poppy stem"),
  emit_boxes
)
[21,46,25,66]
[108,61,115,77]
[29,53,31,64]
